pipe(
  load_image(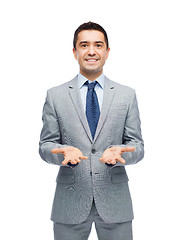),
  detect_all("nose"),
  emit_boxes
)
[88,45,95,56]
